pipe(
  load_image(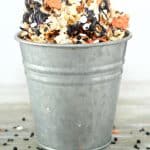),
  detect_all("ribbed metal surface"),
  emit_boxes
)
[24,61,123,85]
[17,33,131,150]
